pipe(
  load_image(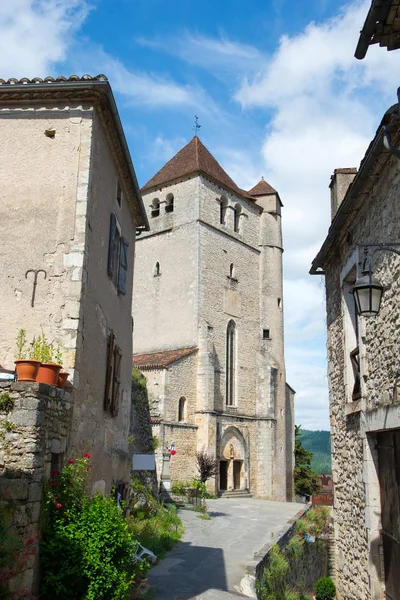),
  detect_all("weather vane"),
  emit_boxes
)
[193,115,201,136]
